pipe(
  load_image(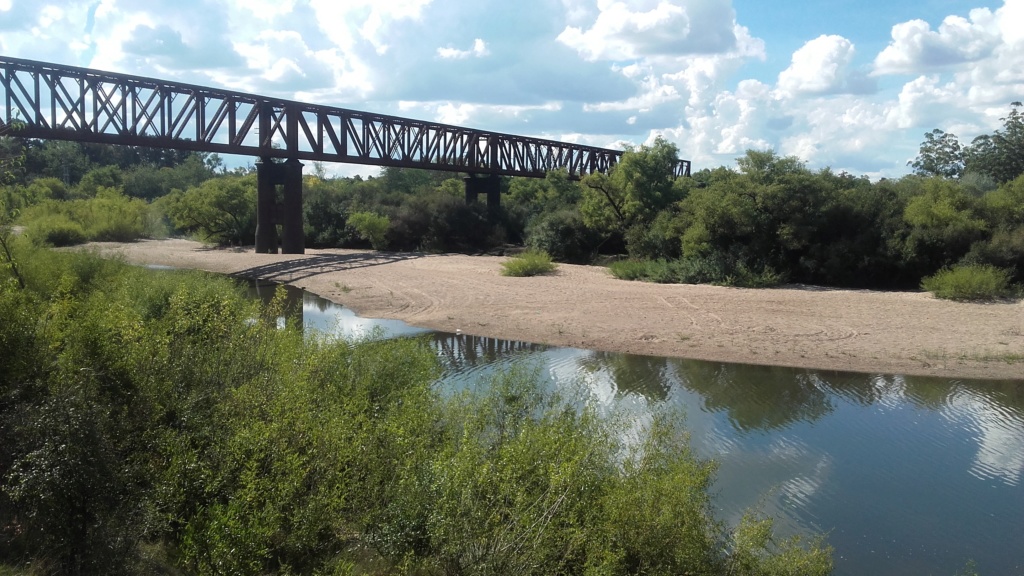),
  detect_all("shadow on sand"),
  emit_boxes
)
[230,250,425,283]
